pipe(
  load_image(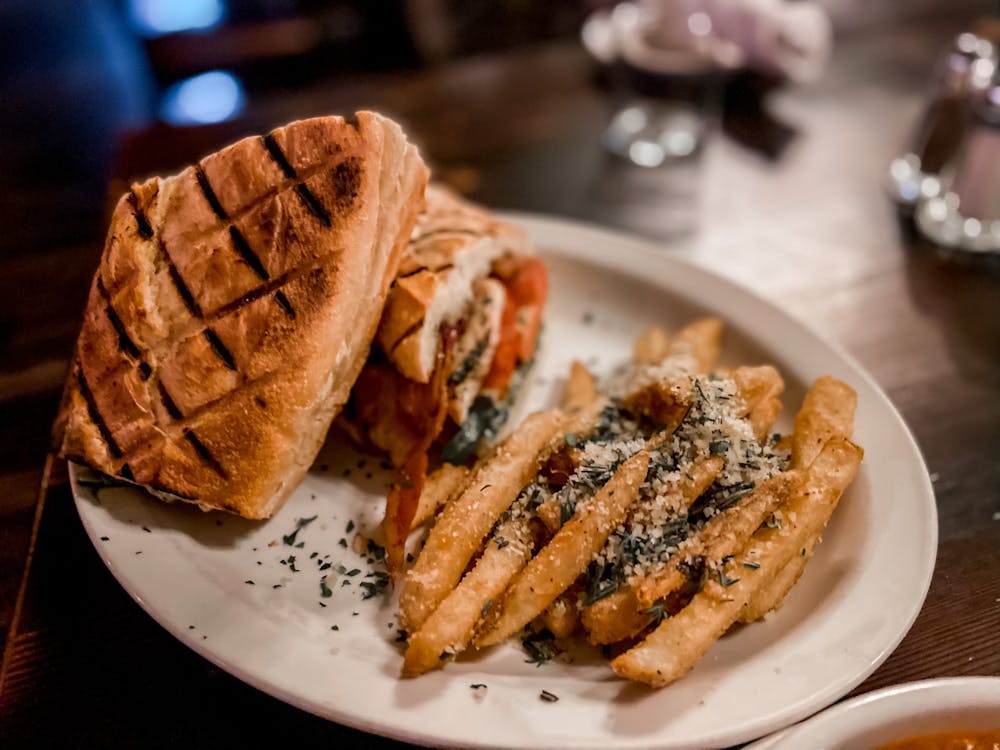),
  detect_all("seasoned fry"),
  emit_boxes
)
[535,497,562,534]
[410,464,471,529]
[633,326,671,365]
[390,321,863,689]
[673,318,722,373]
[402,517,533,677]
[582,455,725,643]
[399,410,566,631]
[744,376,858,618]
[792,376,857,469]
[539,590,580,639]
[623,377,694,432]
[581,588,650,645]
[562,360,597,410]
[737,542,814,623]
[613,437,862,686]
[632,469,799,608]
[476,451,651,647]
